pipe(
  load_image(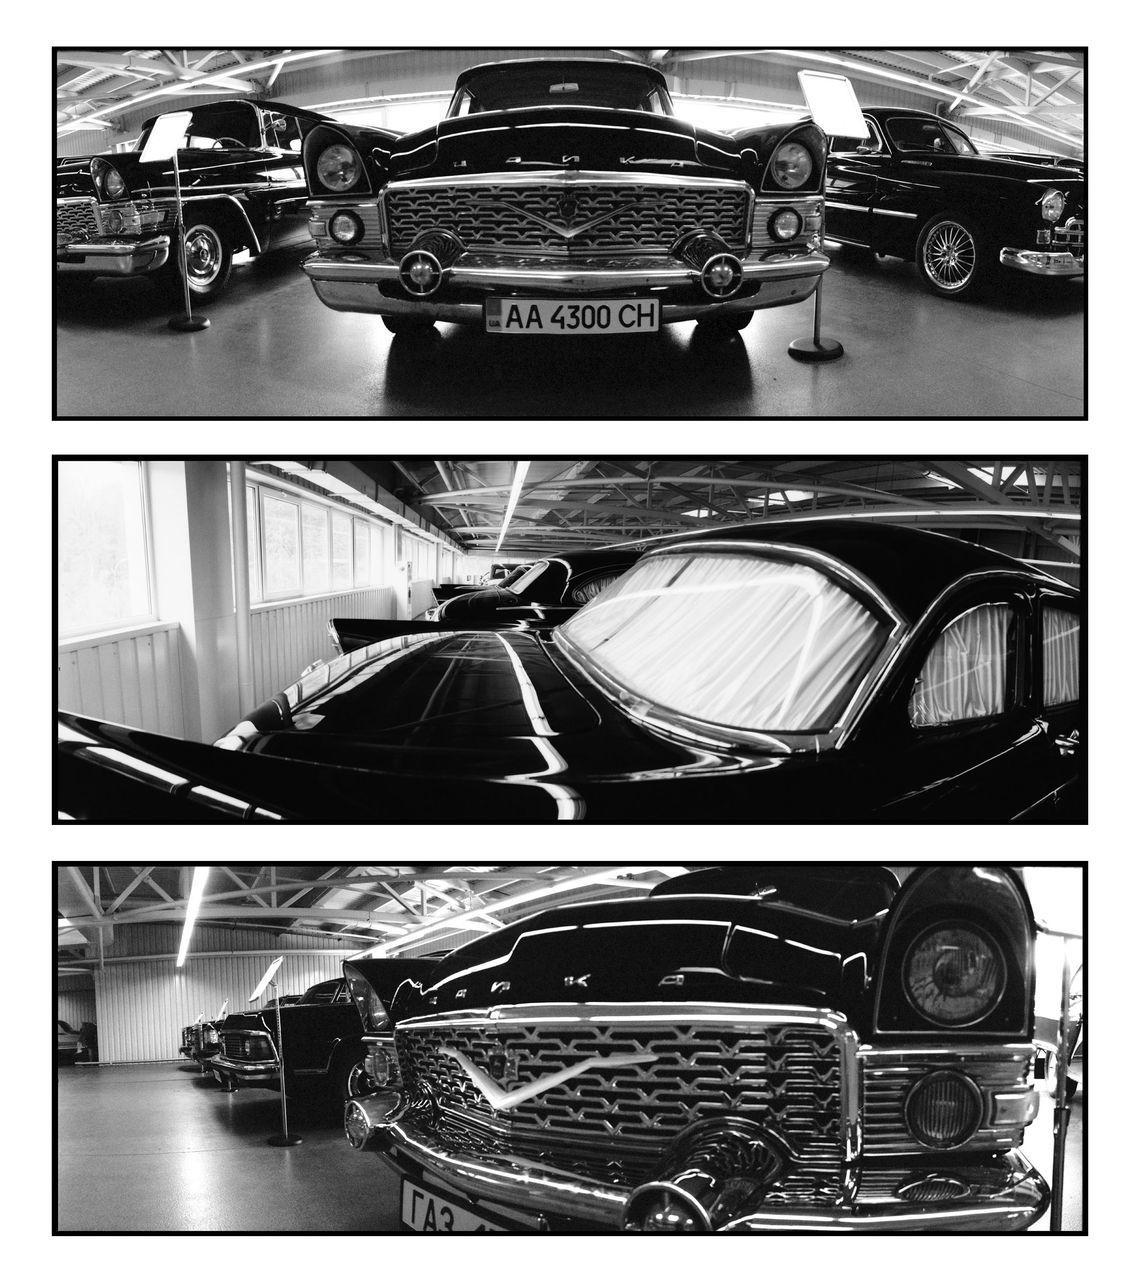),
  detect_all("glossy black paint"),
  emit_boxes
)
[825,108,1085,286]
[389,864,1035,1042]
[212,964,431,1100]
[56,99,331,290]
[55,521,1083,824]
